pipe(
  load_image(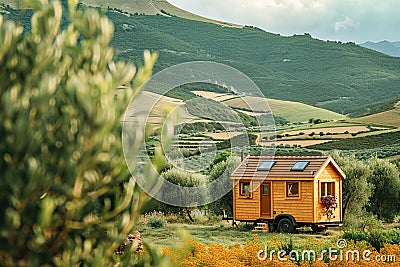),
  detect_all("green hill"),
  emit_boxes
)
[347,95,400,118]
[3,0,400,116]
[266,98,346,123]
[351,102,400,127]
[107,11,400,115]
